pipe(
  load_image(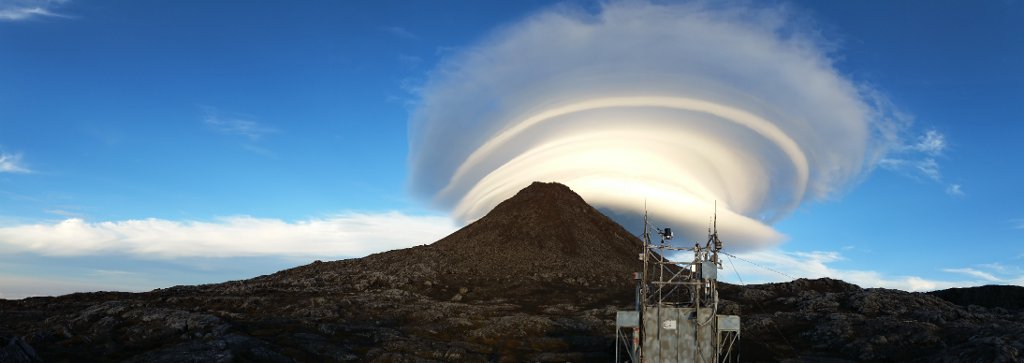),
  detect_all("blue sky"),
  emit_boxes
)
[1,0,1022,298]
